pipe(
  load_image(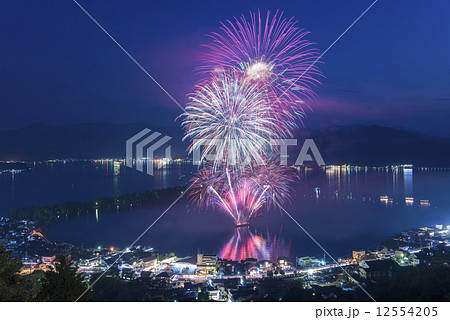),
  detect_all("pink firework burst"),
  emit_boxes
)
[189,164,296,226]
[199,10,323,125]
